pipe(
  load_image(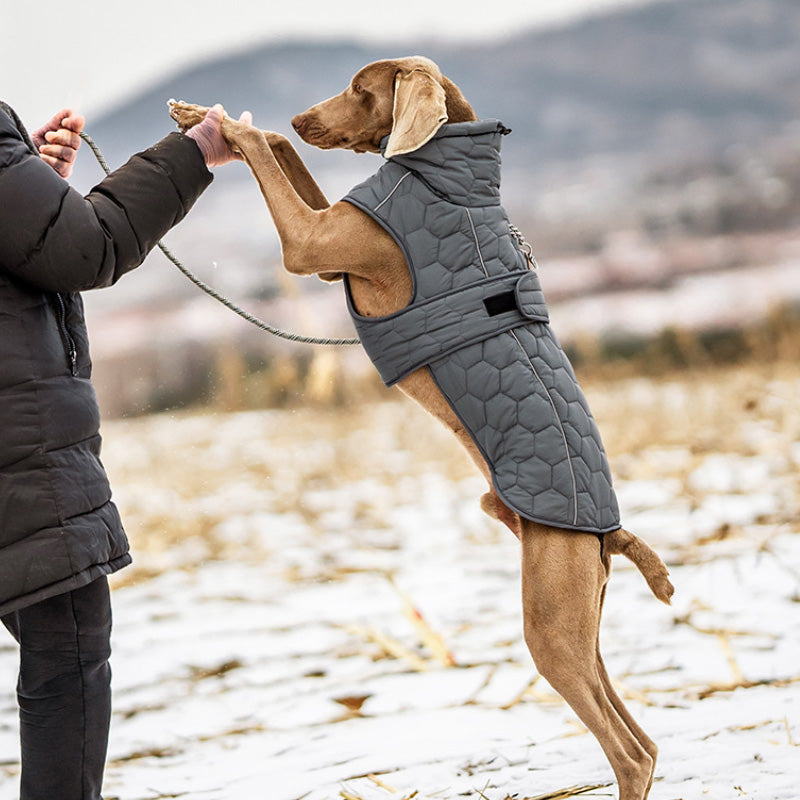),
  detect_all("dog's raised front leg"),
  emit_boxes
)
[216,117,396,281]
[254,131,352,282]
[261,131,330,211]
[169,102,328,213]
